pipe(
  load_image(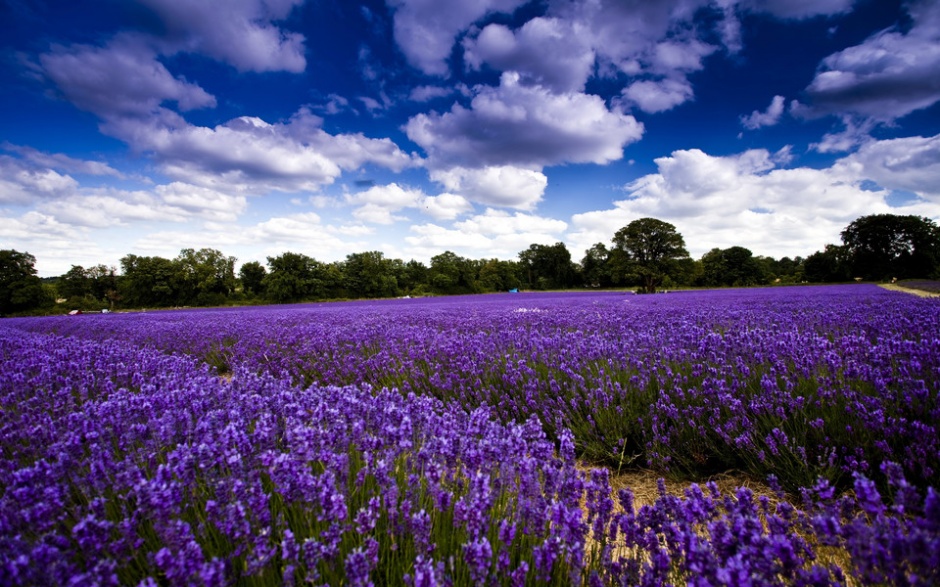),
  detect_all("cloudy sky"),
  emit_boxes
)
[2,0,939,276]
